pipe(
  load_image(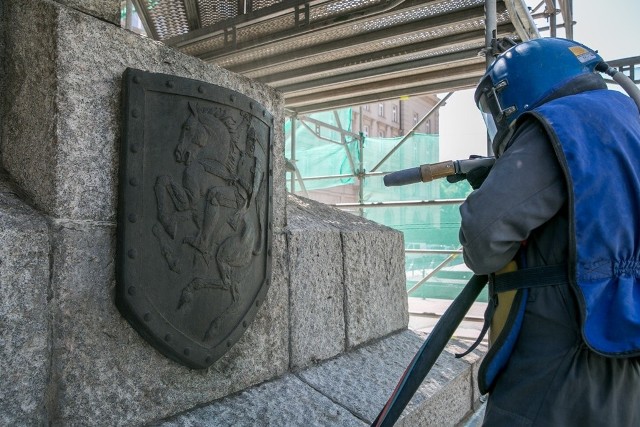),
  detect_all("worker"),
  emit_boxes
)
[452,38,640,426]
